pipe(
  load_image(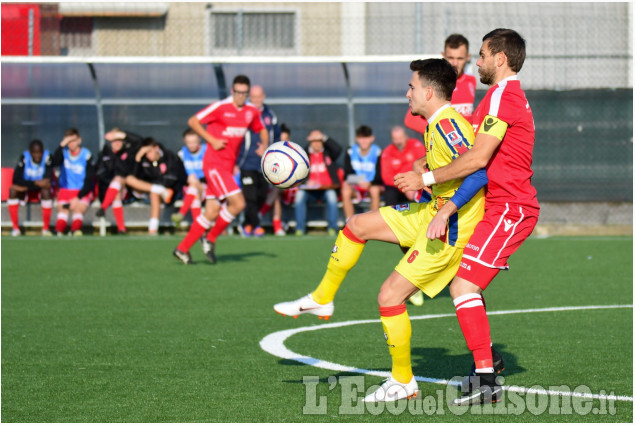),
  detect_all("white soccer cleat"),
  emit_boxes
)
[273,293,334,320]
[41,229,53,236]
[362,375,418,402]
[11,228,21,237]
